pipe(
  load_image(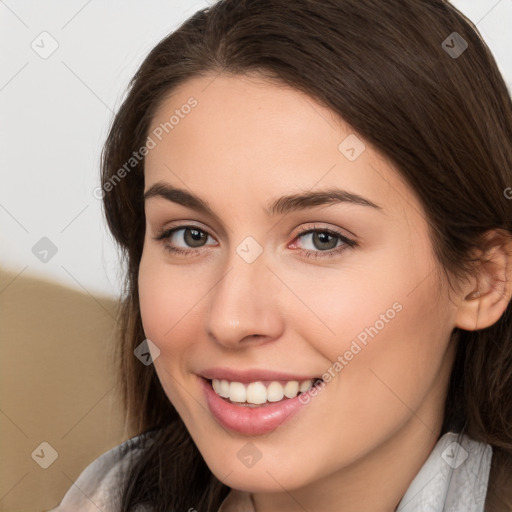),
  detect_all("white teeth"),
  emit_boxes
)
[212,379,229,398]
[299,380,313,393]
[219,379,230,398]
[246,382,267,404]
[267,381,284,402]
[229,382,246,402]
[211,378,318,405]
[283,381,300,398]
